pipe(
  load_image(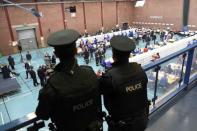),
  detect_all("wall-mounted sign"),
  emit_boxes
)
[150,16,163,19]
[12,23,38,28]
